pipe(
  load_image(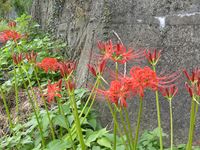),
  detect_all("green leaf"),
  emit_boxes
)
[92,146,101,150]
[32,144,41,150]
[13,124,23,132]
[62,103,71,115]
[194,147,200,150]
[97,137,112,148]
[46,139,71,150]
[41,113,50,132]
[74,88,88,99]
[67,115,74,126]
[88,117,97,130]
[177,144,186,149]
[53,115,68,129]
[116,145,126,150]
[85,128,108,146]
[28,66,34,75]
[152,128,167,137]
[21,136,33,145]
[104,133,123,145]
